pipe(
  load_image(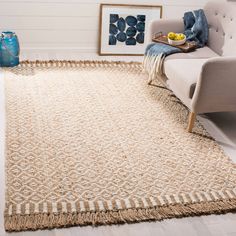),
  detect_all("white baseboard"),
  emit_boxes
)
[19,47,143,62]
[20,47,98,60]
[21,47,97,53]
